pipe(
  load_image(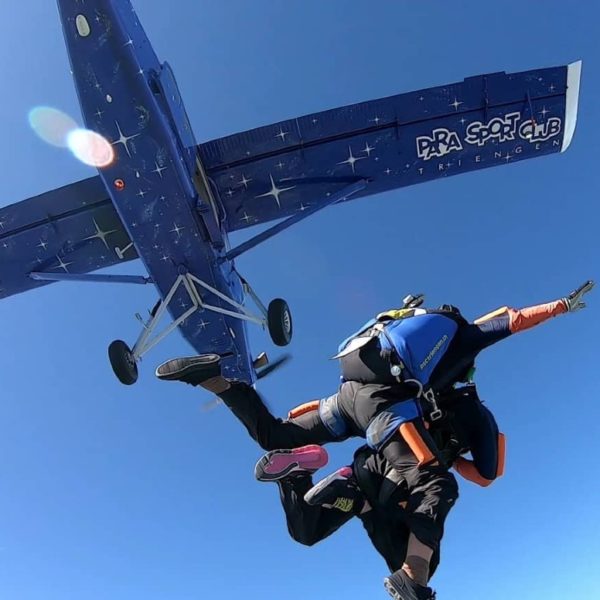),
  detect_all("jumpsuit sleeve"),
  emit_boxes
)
[453,405,506,487]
